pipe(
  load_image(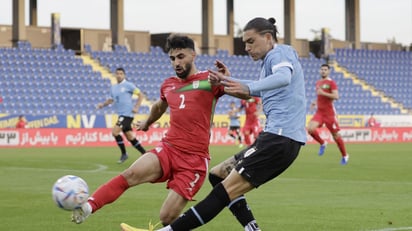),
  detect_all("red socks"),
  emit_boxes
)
[335,137,347,157]
[244,135,252,146]
[88,175,130,213]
